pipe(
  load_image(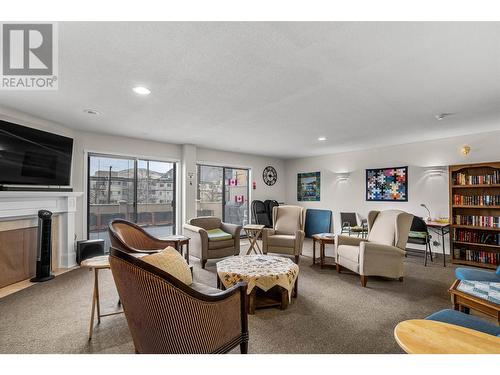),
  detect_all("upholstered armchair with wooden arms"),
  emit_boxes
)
[109,247,249,354]
[335,210,413,287]
[262,205,306,264]
[183,217,241,269]
[109,219,177,254]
